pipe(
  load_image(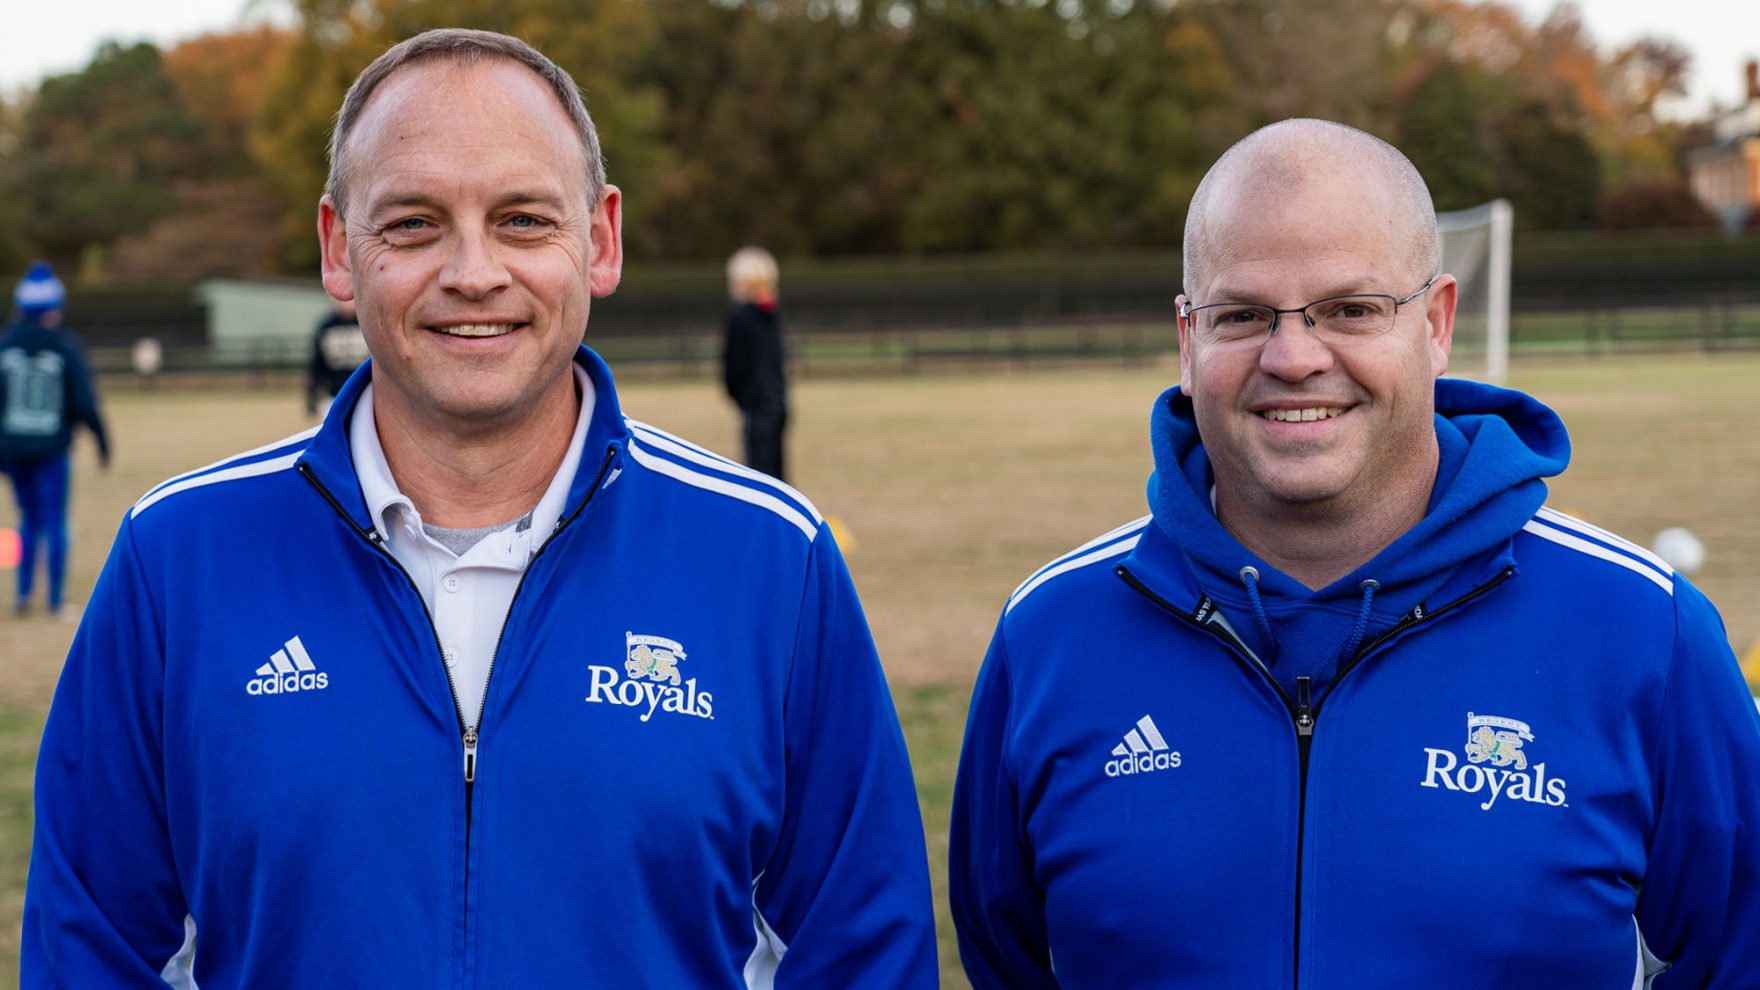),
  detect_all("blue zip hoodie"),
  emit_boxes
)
[25,346,938,988]
[951,378,1760,989]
